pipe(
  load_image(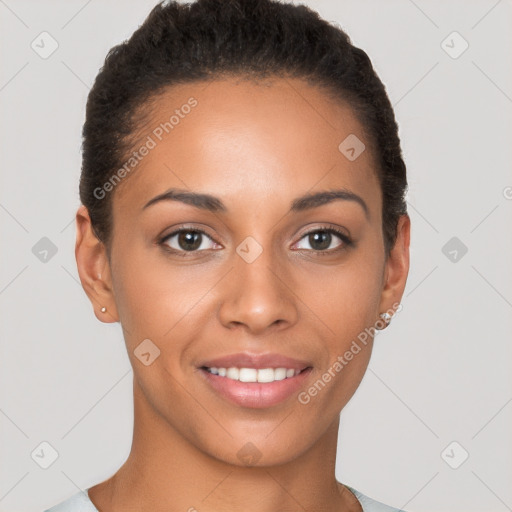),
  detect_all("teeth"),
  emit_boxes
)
[205,366,302,383]
[257,368,277,383]
[226,367,239,380]
[239,368,257,382]
[274,368,287,381]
